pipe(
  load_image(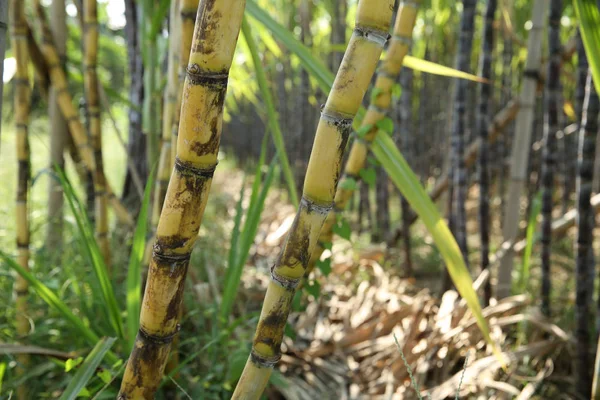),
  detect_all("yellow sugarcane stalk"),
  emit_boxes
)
[305,0,420,277]
[152,0,181,231]
[33,0,133,227]
[10,1,31,398]
[171,0,200,164]
[118,0,246,398]
[83,0,110,266]
[231,1,394,398]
